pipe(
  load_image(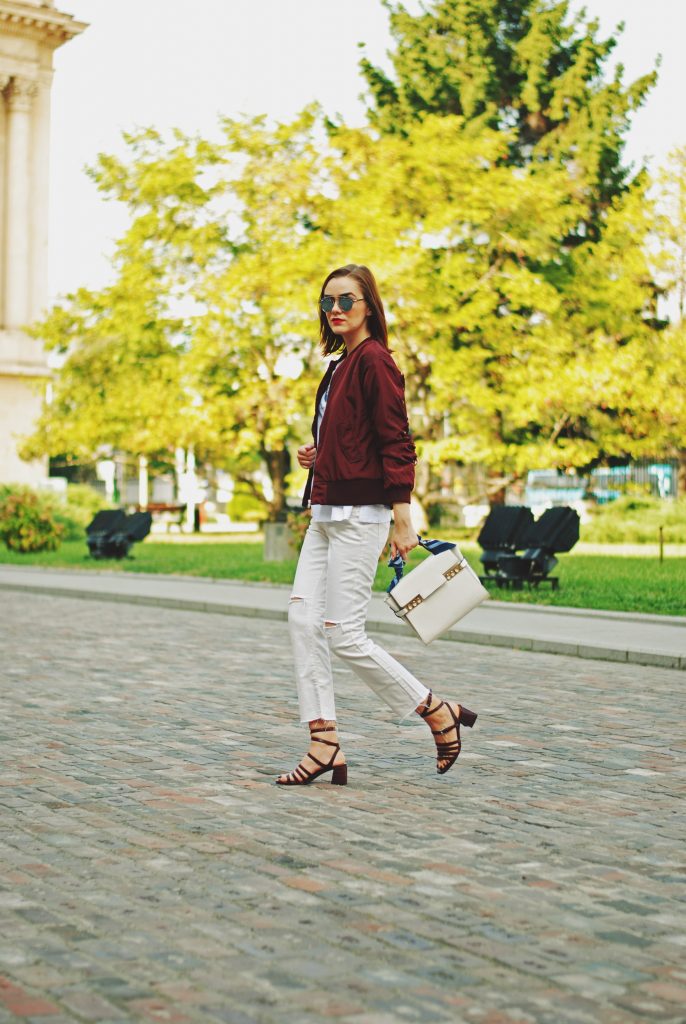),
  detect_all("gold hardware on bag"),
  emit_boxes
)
[385,546,489,641]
